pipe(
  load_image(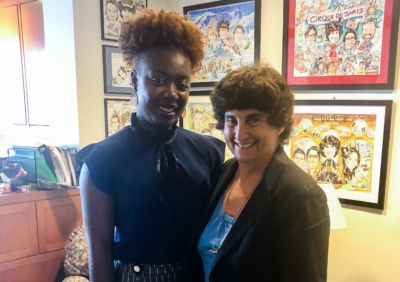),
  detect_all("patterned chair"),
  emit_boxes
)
[63,225,89,281]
